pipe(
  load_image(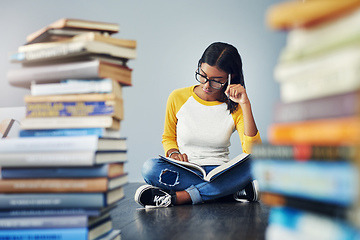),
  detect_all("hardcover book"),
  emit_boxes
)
[25,98,124,120]
[0,150,127,167]
[20,115,121,130]
[19,128,121,138]
[159,152,250,182]
[0,187,124,209]
[273,91,360,123]
[24,32,136,50]
[251,159,358,206]
[266,207,360,240]
[1,163,125,179]
[268,117,360,145]
[30,78,122,96]
[26,18,119,43]
[261,191,348,219]
[7,59,132,89]
[0,173,128,193]
[10,40,137,65]
[0,135,127,152]
[266,0,360,30]
[251,143,356,161]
